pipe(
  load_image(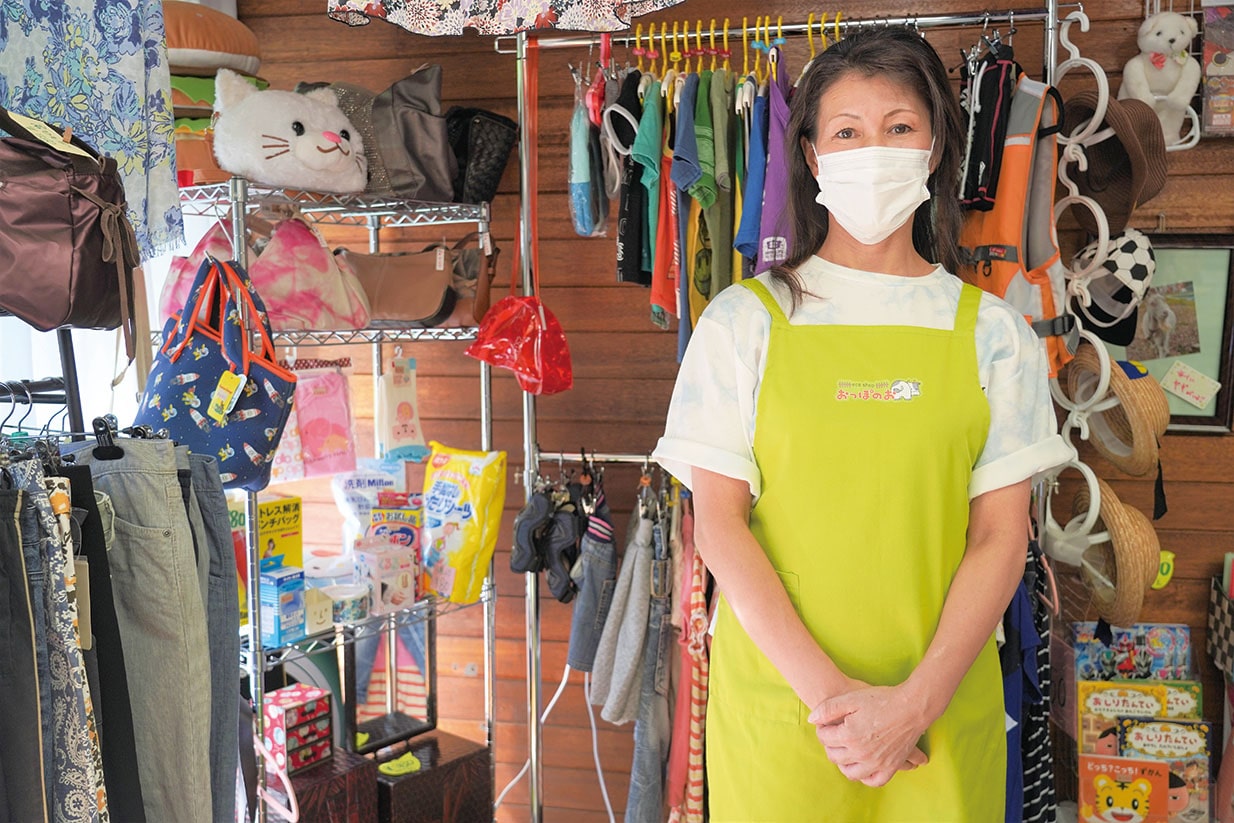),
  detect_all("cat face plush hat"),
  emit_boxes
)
[212,68,367,193]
